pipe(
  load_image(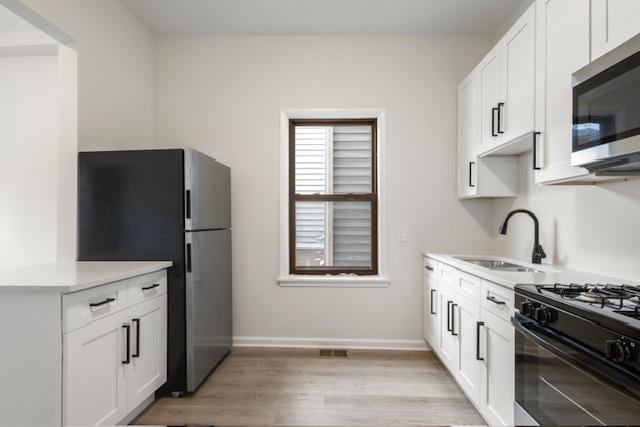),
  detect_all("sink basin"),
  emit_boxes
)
[455,257,542,273]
